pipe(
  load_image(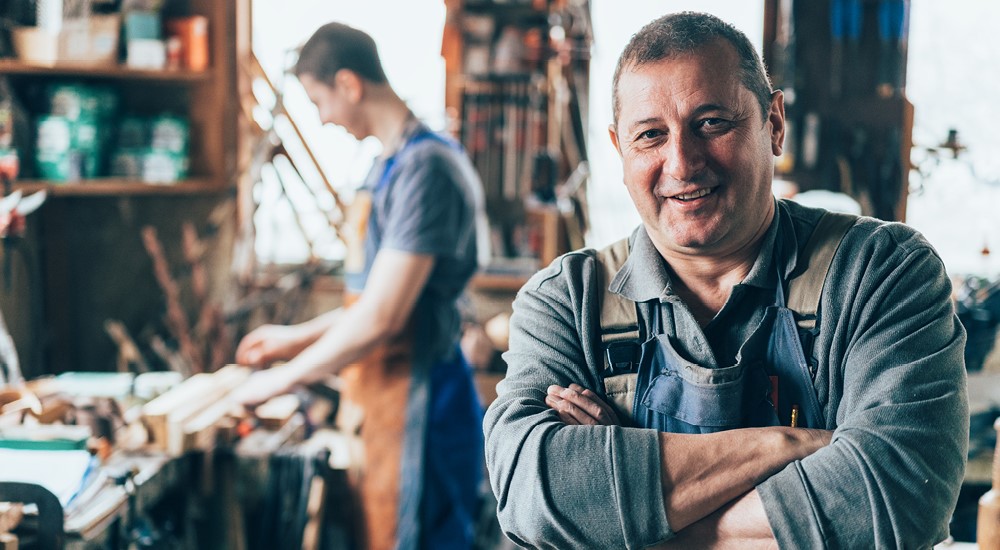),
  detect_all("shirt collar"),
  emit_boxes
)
[741,199,803,289]
[608,226,675,302]
[609,199,801,301]
[381,112,422,159]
